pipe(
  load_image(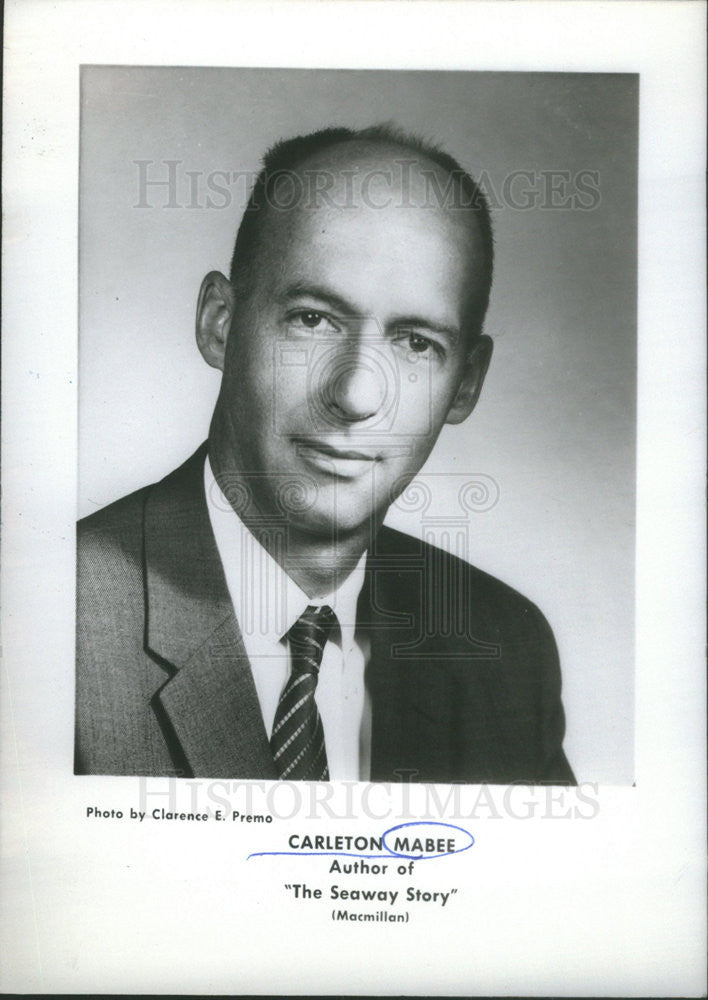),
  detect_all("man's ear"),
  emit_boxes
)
[445,334,493,425]
[195,271,236,371]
